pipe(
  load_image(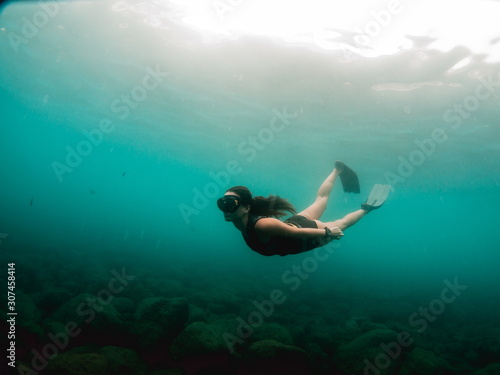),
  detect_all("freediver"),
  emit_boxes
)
[217,161,390,256]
